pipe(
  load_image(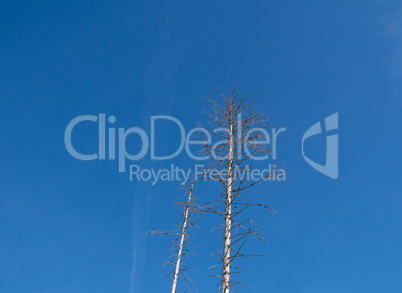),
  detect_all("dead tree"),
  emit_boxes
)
[150,183,202,293]
[199,86,282,292]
